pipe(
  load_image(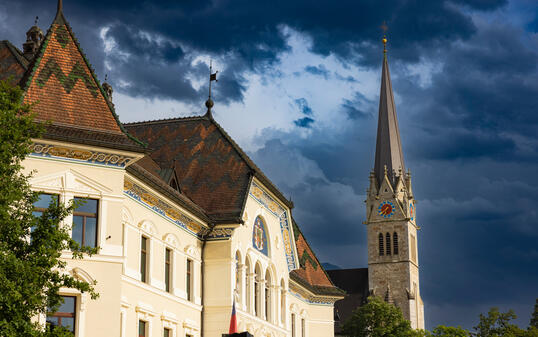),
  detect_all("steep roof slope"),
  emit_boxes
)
[0,41,28,84]
[18,7,144,153]
[290,219,345,297]
[125,114,292,223]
